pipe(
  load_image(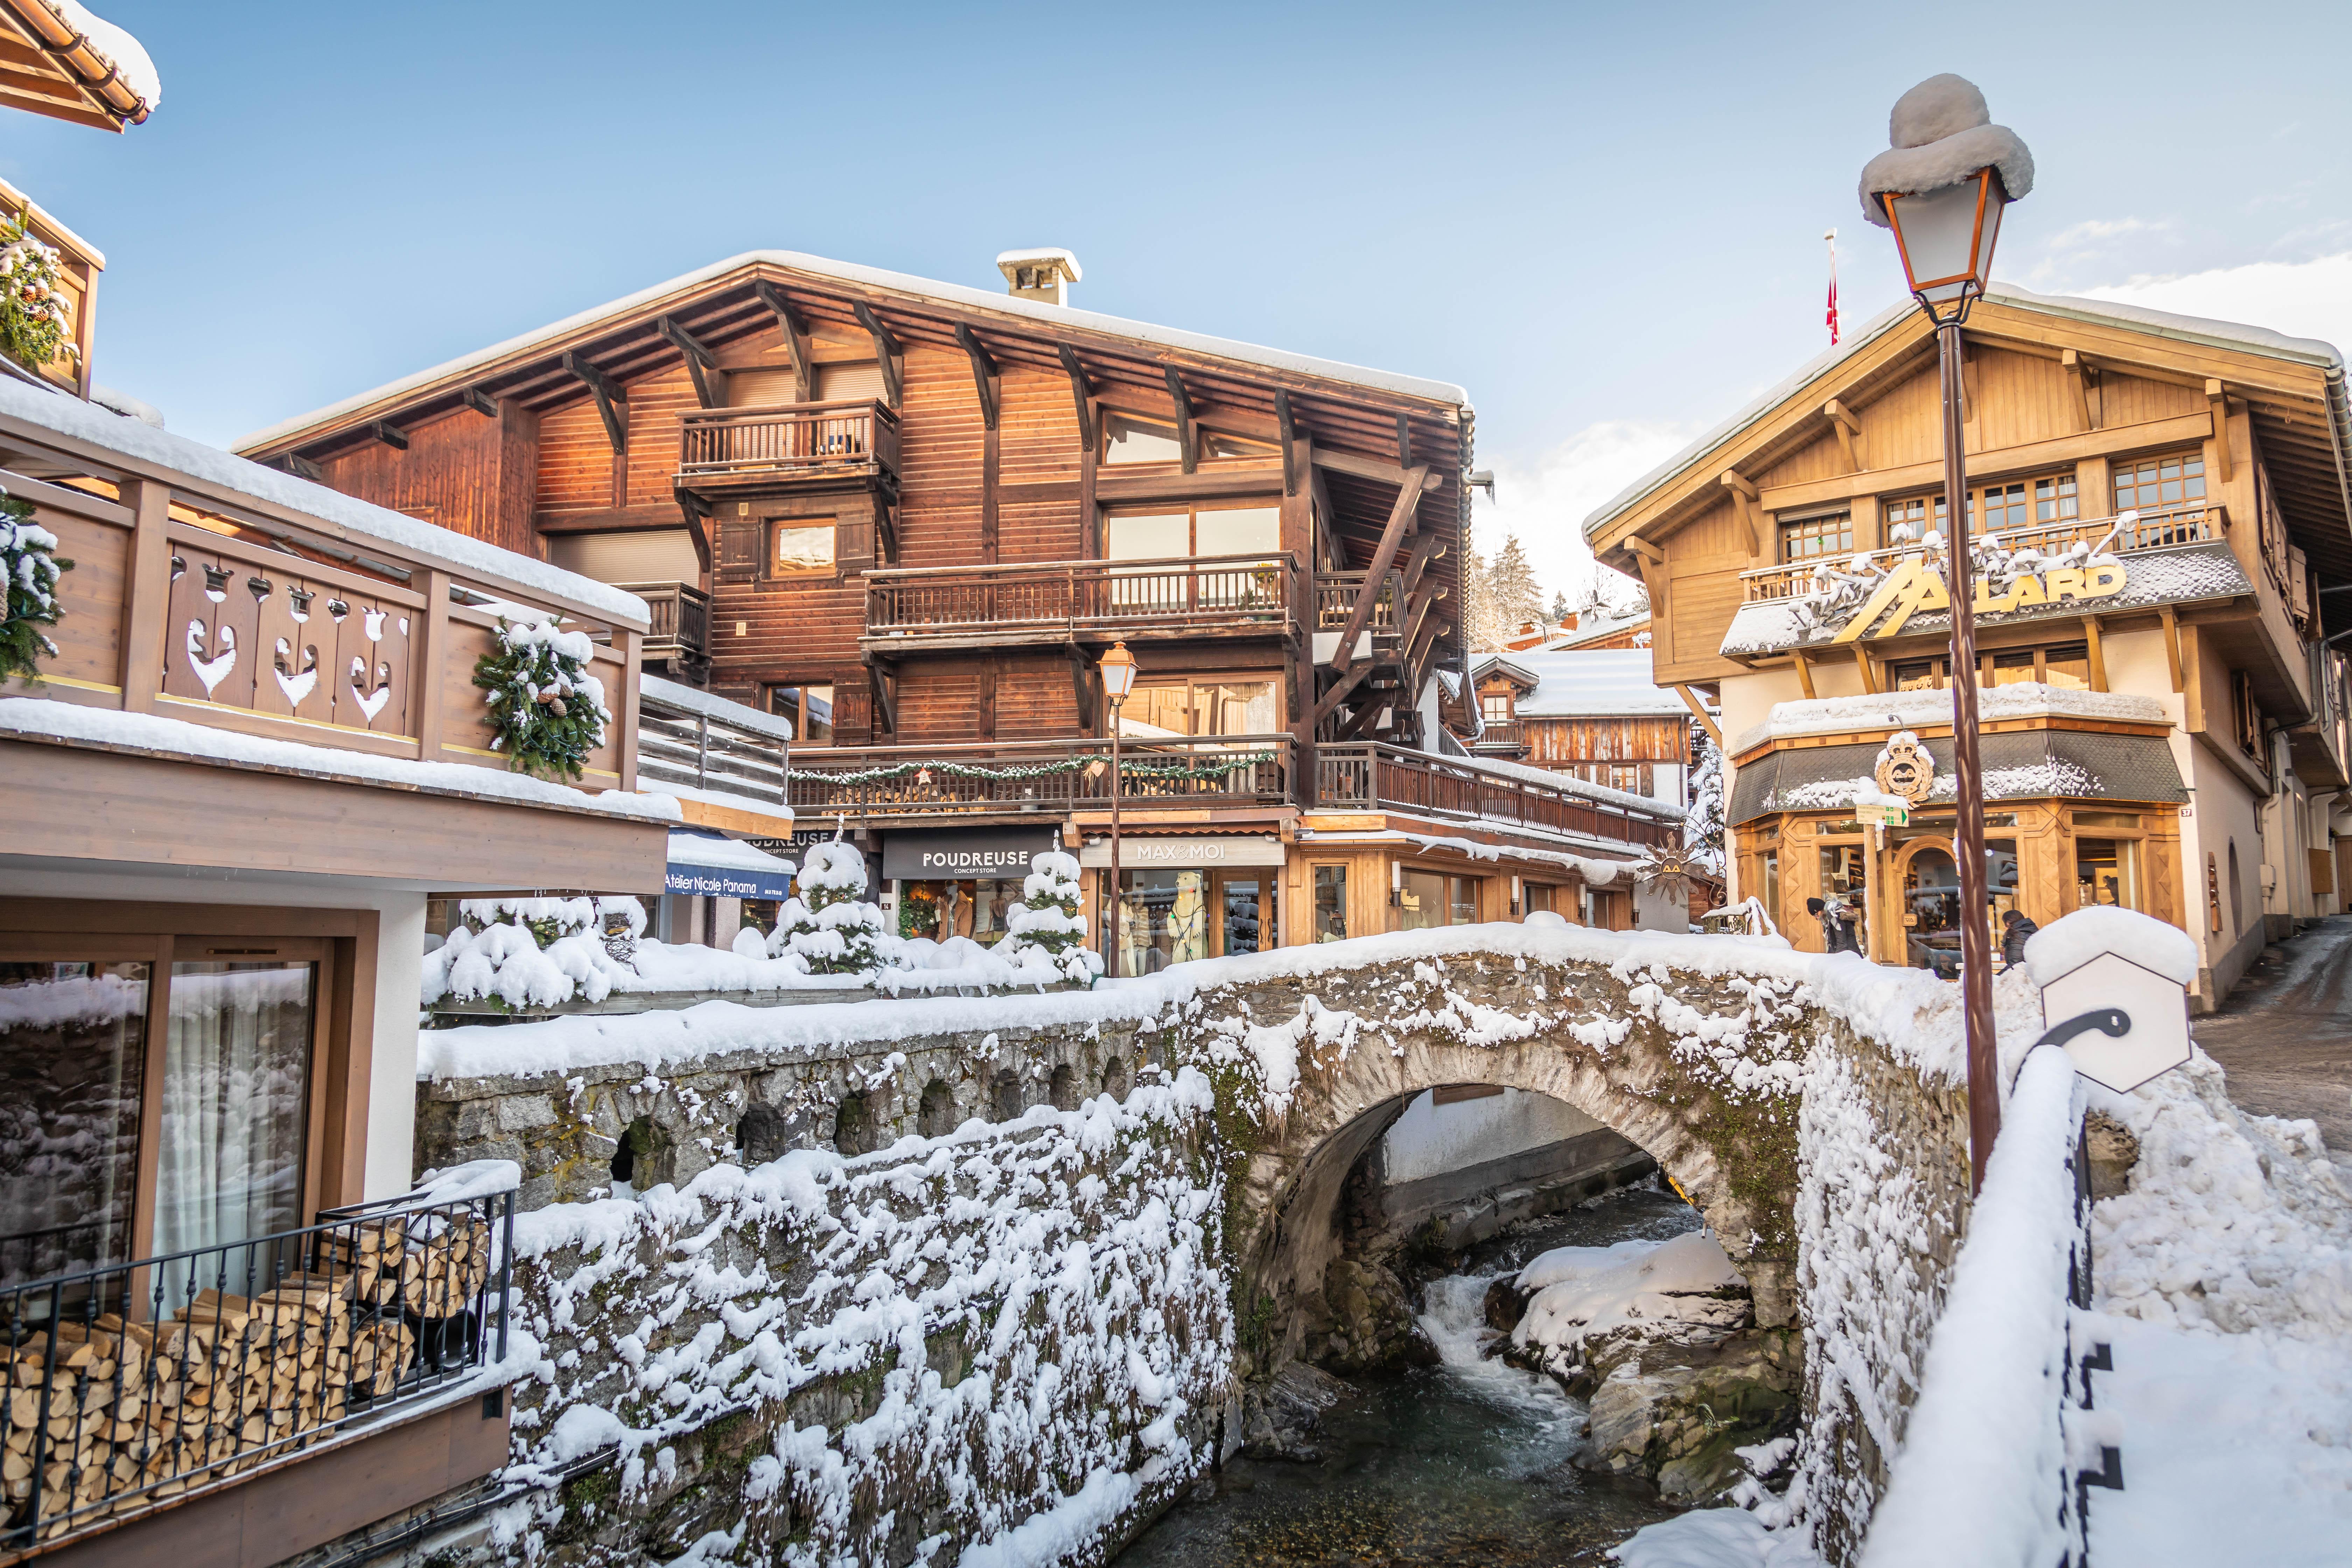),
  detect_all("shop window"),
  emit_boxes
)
[1525,882,1558,916]
[1890,657,1942,692]
[2042,643,2091,691]
[766,683,835,746]
[1903,847,1962,976]
[2076,839,2143,912]
[1779,511,1853,564]
[2112,451,2206,516]
[1816,845,1869,955]
[1220,876,1266,955]
[1118,869,1210,973]
[1398,870,1478,930]
[1313,866,1348,942]
[770,519,837,576]
[901,878,1023,945]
